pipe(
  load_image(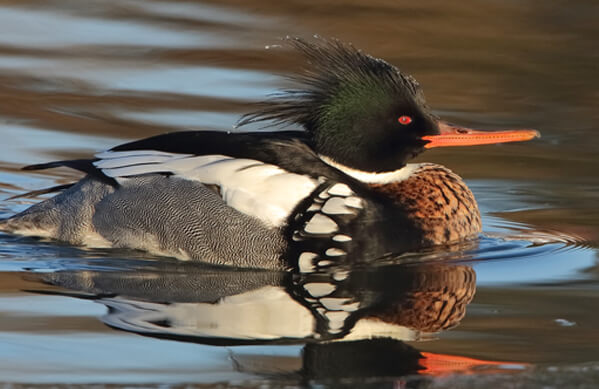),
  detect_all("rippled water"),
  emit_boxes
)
[0,0,598,387]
